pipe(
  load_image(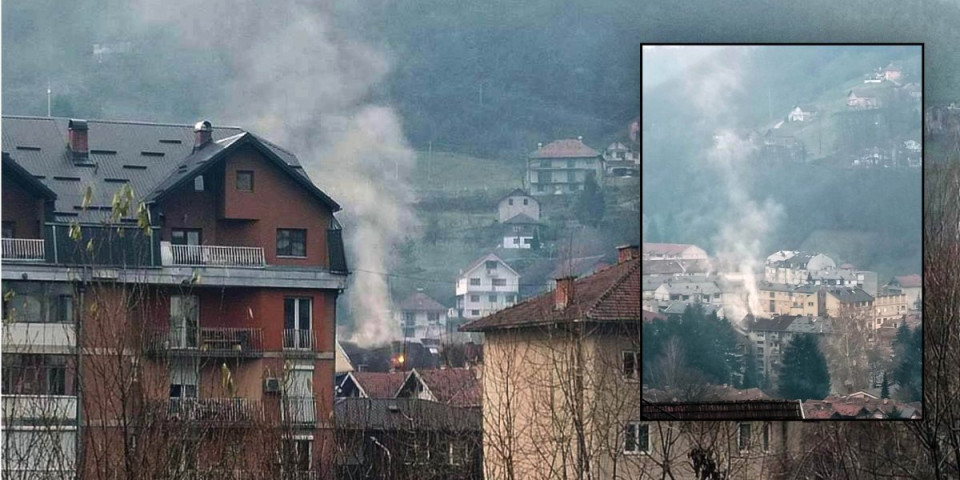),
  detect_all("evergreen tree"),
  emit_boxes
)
[530,227,542,250]
[741,350,759,389]
[886,405,903,419]
[881,371,890,399]
[575,172,604,227]
[778,334,831,401]
[892,325,922,401]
